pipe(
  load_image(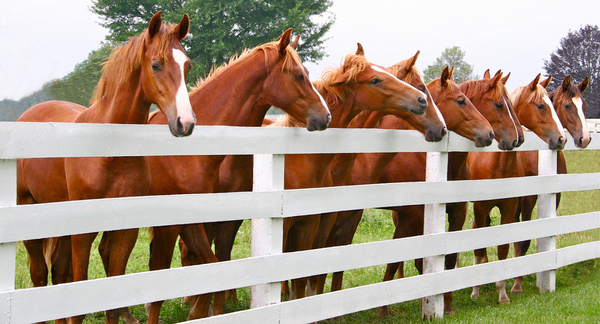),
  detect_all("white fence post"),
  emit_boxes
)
[422,152,448,320]
[0,159,17,323]
[250,154,285,308]
[536,149,557,292]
